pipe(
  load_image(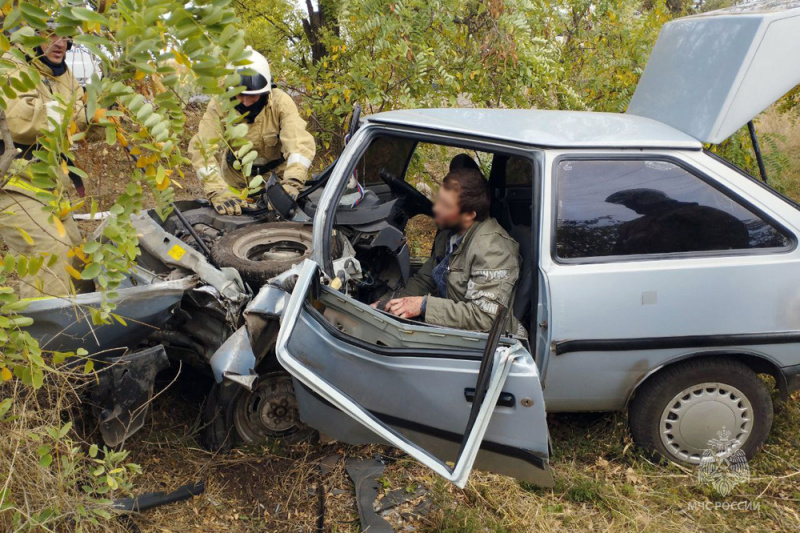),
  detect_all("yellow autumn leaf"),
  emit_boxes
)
[134,70,146,81]
[1,367,11,381]
[52,217,66,238]
[73,246,88,263]
[16,227,34,246]
[65,264,82,280]
[172,50,190,67]
[58,200,85,219]
[156,176,170,191]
